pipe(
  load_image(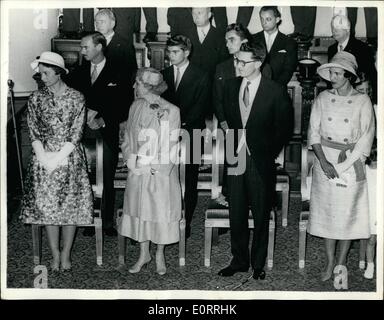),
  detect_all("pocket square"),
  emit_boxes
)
[107,82,117,86]
[278,49,287,53]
